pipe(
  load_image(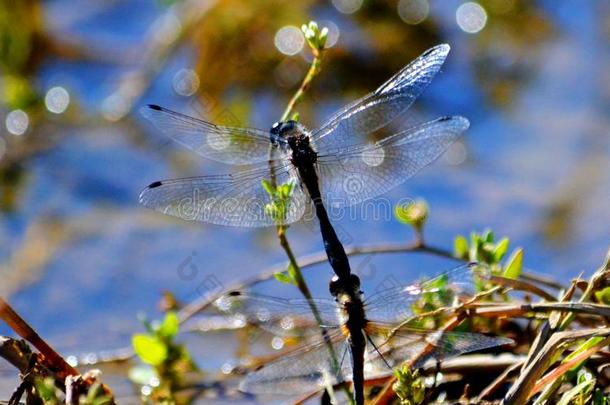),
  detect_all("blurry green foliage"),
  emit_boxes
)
[131,312,197,404]
[454,230,523,280]
[393,366,425,405]
[557,368,596,405]
[262,179,296,224]
[0,0,43,109]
